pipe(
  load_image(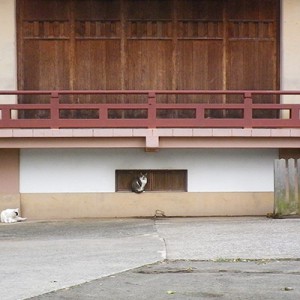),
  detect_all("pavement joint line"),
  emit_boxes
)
[24,260,166,300]
[24,262,163,300]
[153,218,167,260]
[23,219,168,300]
